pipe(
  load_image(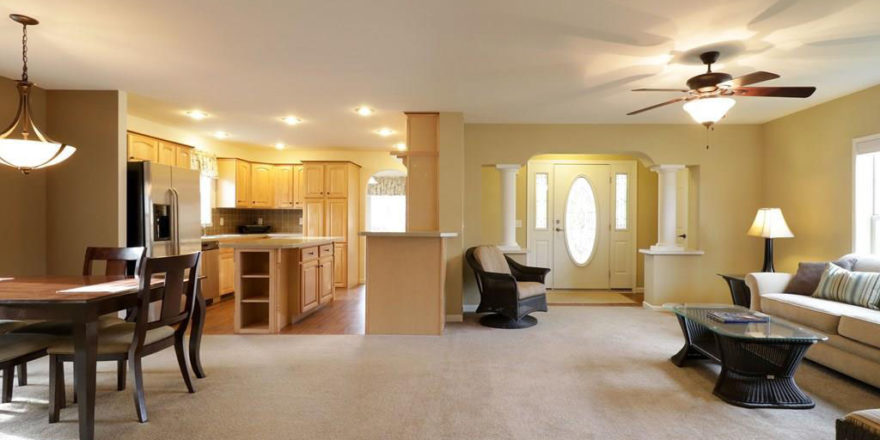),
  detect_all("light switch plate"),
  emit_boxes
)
[219,217,225,226]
